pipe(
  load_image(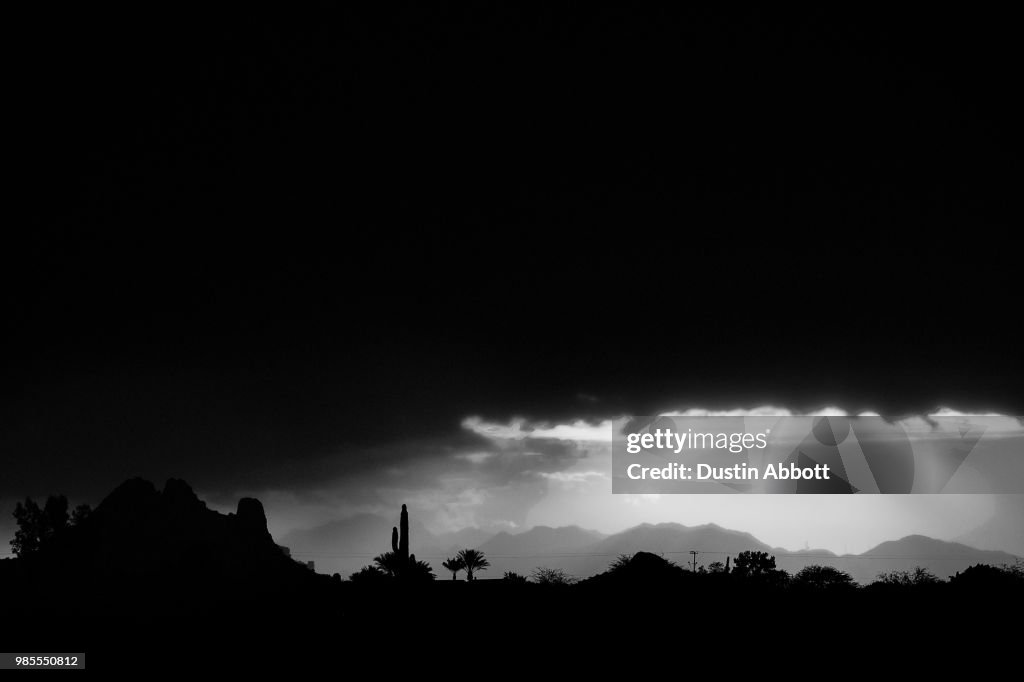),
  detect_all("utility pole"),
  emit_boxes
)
[689,550,699,572]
